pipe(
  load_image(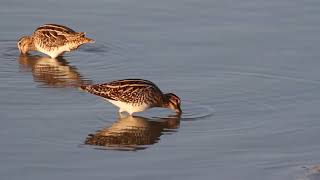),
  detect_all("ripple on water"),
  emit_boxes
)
[298,165,320,180]
[180,101,214,120]
[179,68,320,117]
[92,101,214,123]
[0,40,17,60]
[0,40,18,71]
[0,40,26,85]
